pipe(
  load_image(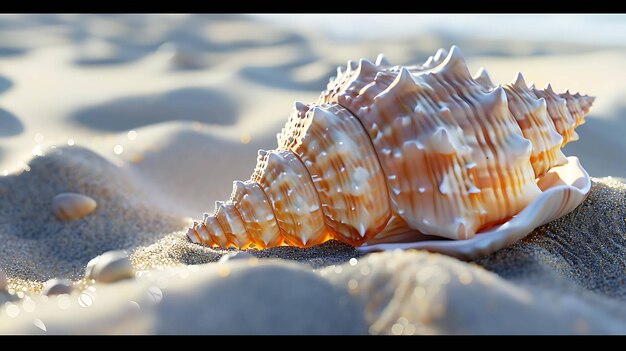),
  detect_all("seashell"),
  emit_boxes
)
[186,46,594,258]
[41,278,73,296]
[52,192,97,221]
[85,250,134,283]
